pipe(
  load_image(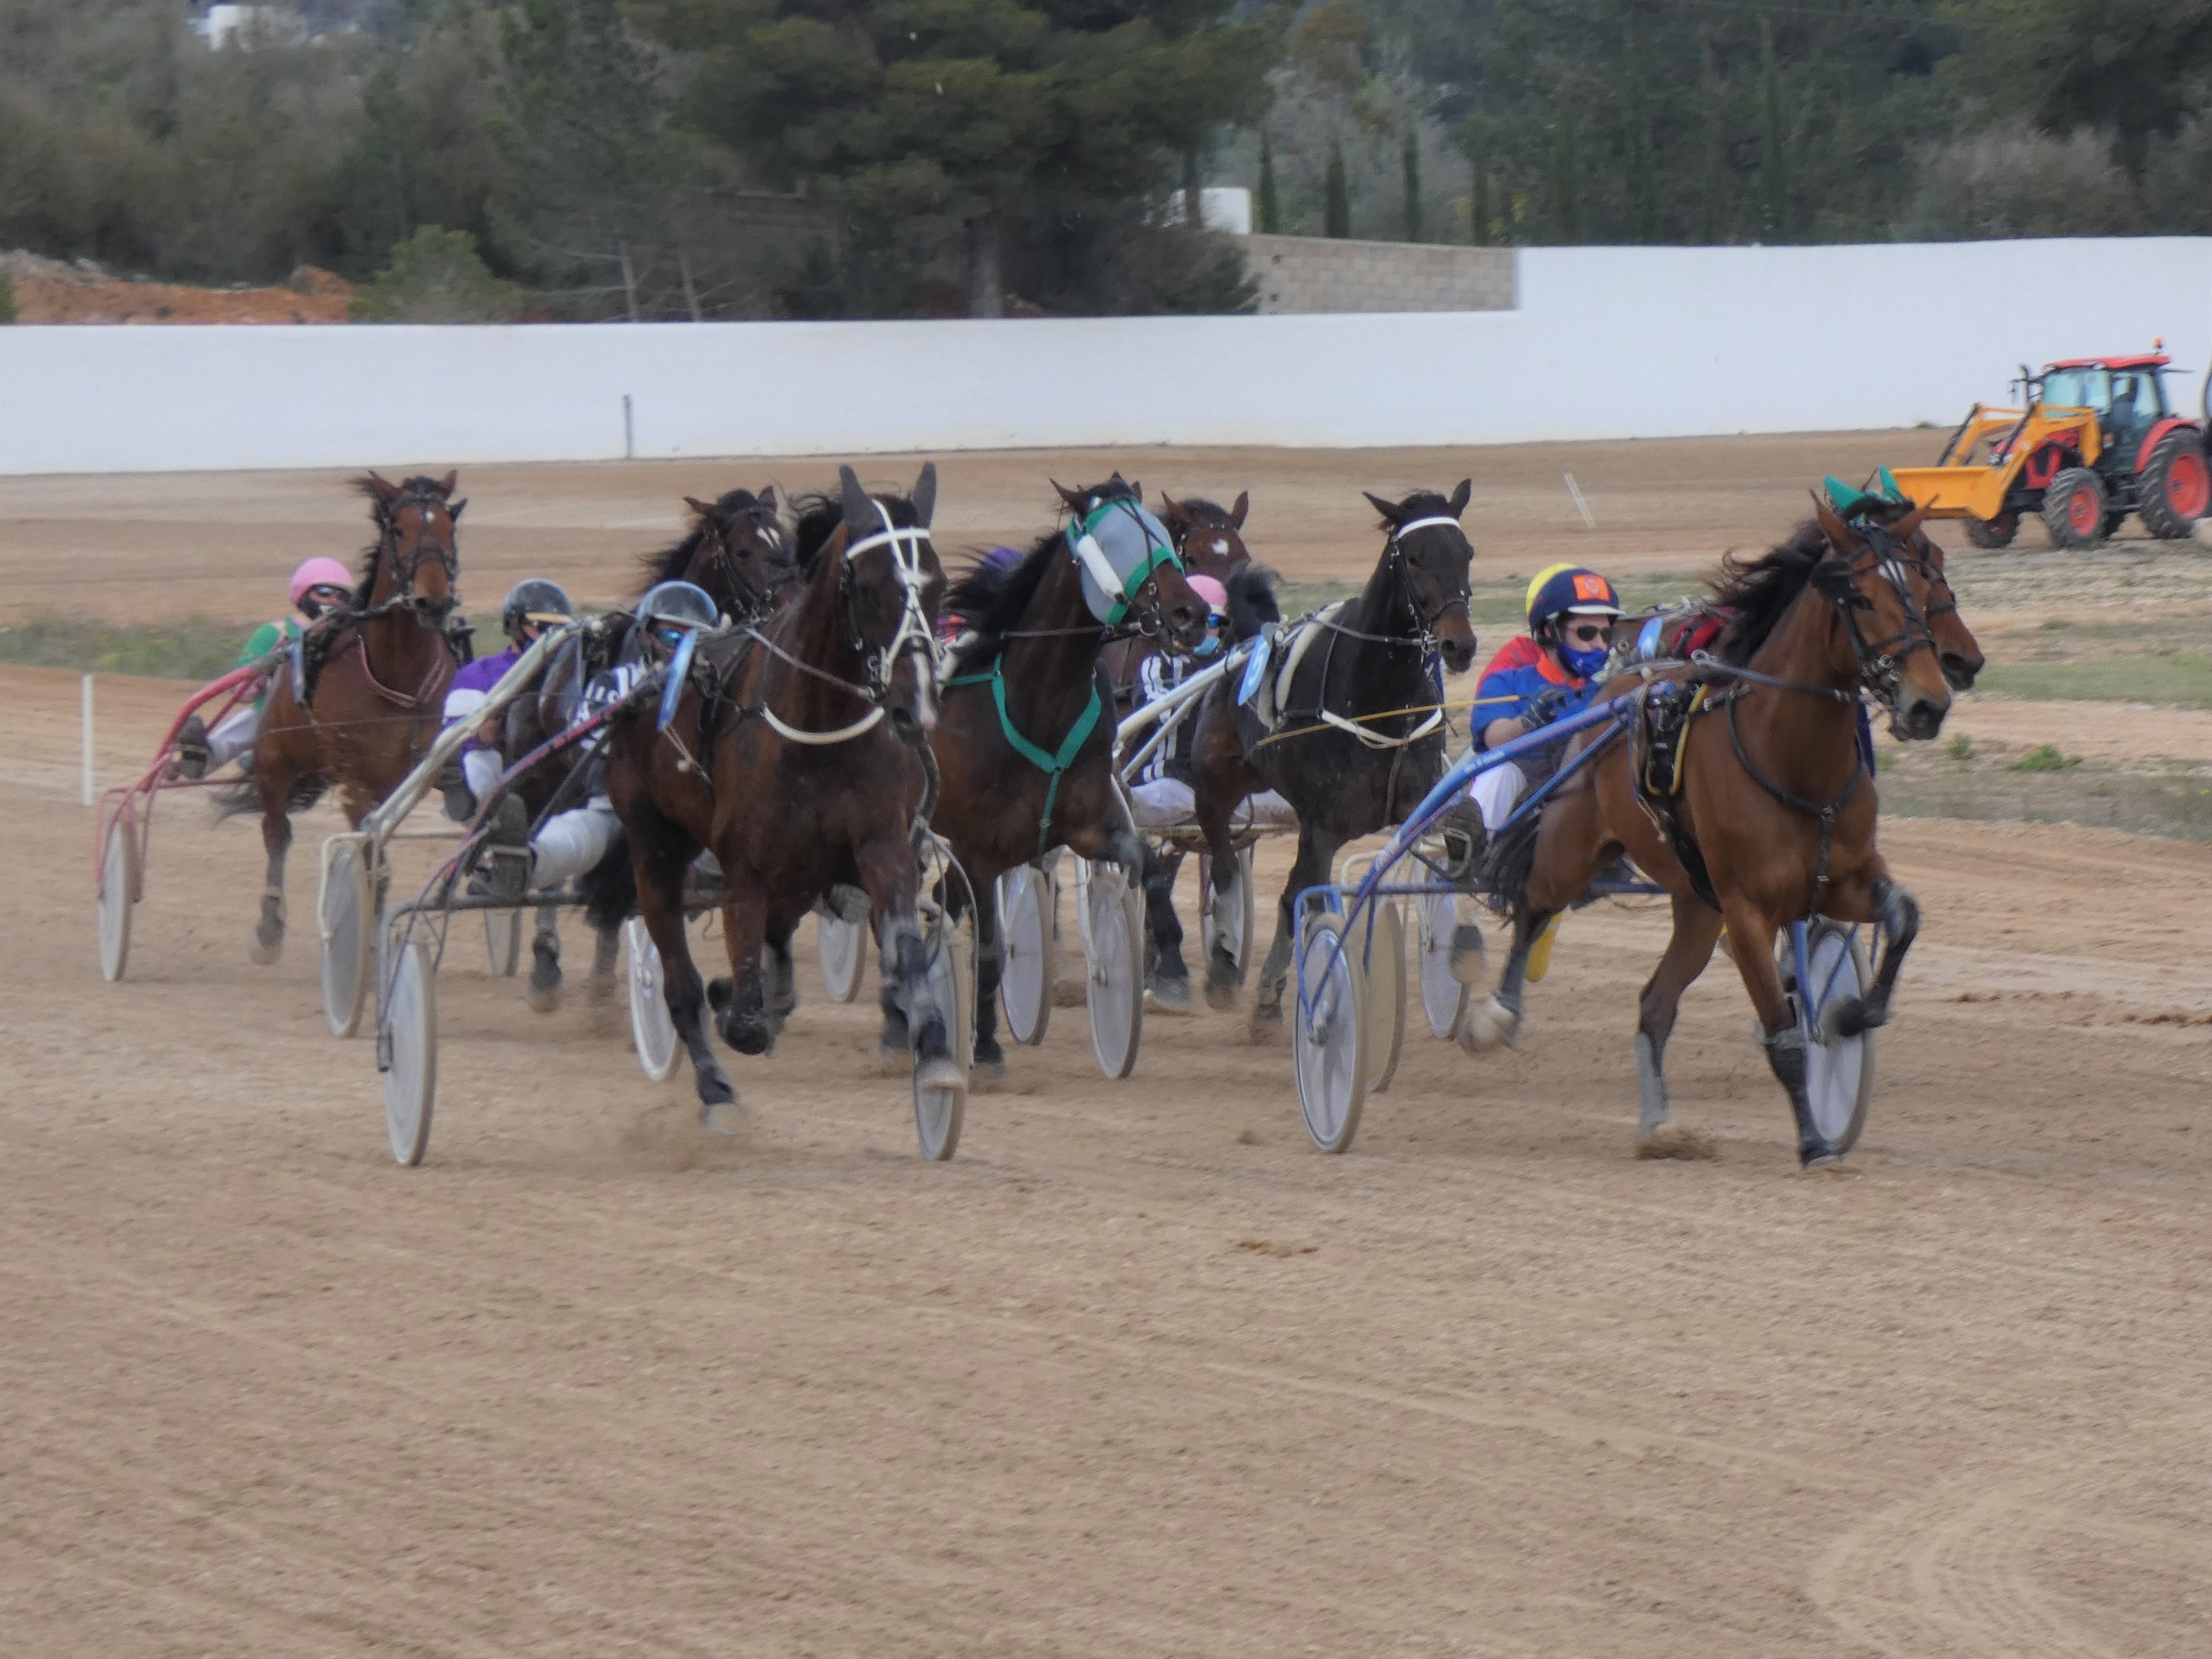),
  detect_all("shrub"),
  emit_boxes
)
[1901,122,2140,241]
[0,268,15,324]
[349,228,522,323]
[2009,744,2082,773]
